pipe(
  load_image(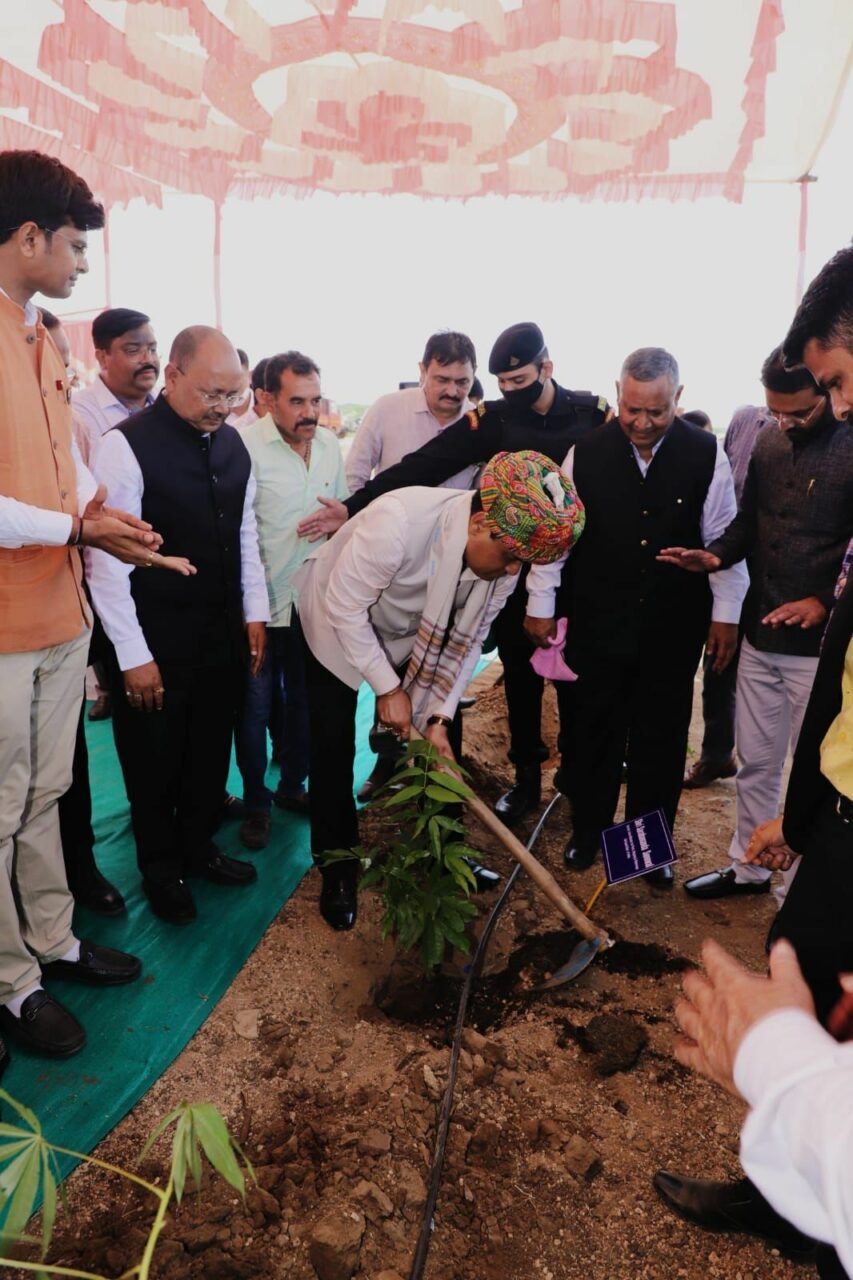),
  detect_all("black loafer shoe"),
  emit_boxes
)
[0,990,85,1058]
[70,869,126,917]
[143,877,197,925]
[356,757,398,803]
[462,855,501,892]
[273,787,310,816]
[319,864,358,931]
[646,864,675,888]
[495,765,541,827]
[684,867,771,900]
[459,695,477,710]
[42,940,141,986]
[240,811,271,850]
[563,841,599,871]
[87,693,112,722]
[653,1172,816,1258]
[196,851,258,886]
